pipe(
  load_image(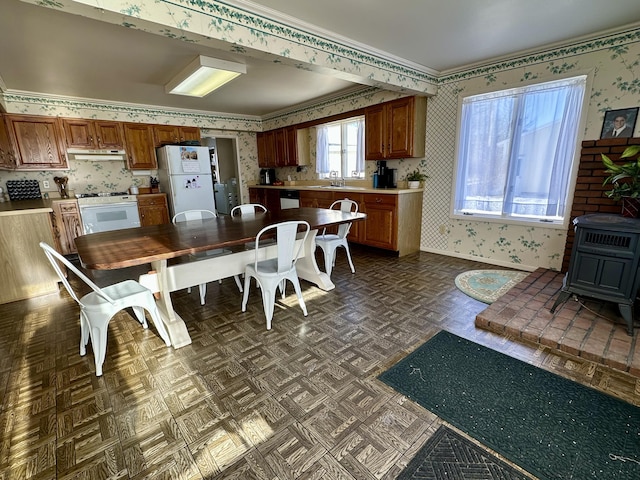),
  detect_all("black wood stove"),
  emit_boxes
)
[551,213,640,336]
